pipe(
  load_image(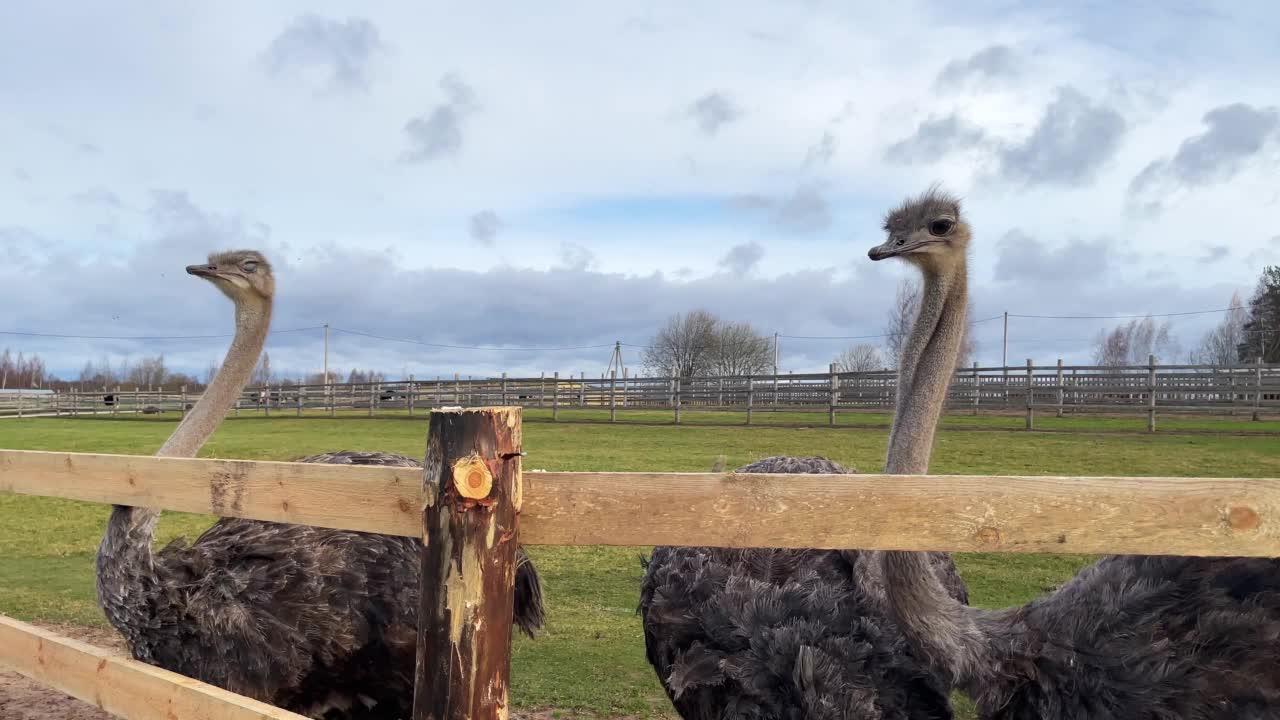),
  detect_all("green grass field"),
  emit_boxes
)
[2,412,1279,717]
